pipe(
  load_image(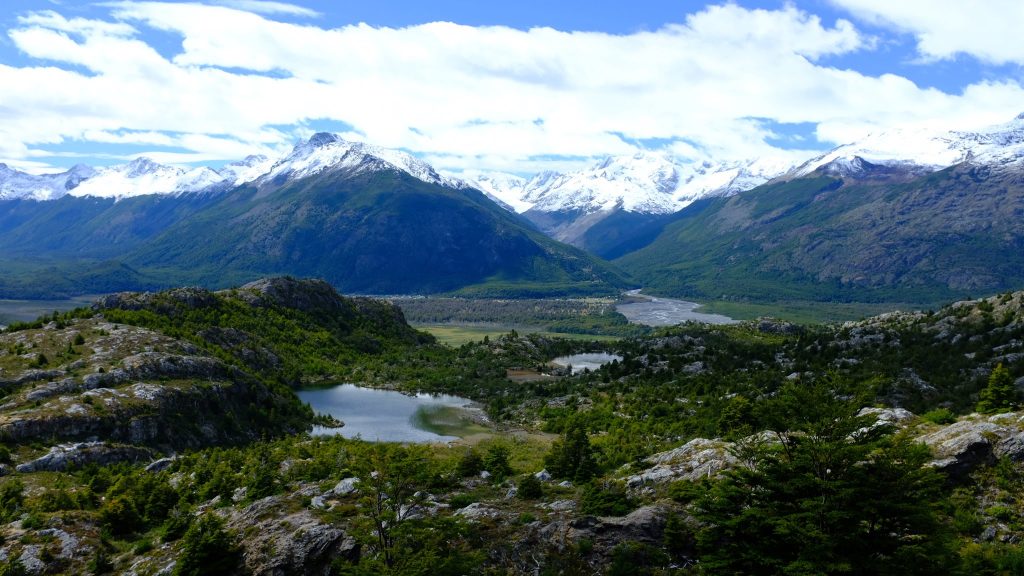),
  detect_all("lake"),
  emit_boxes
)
[0,295,99,328]
[296,384,483,443]
[550,352,624,374]
[616,289,736,326]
